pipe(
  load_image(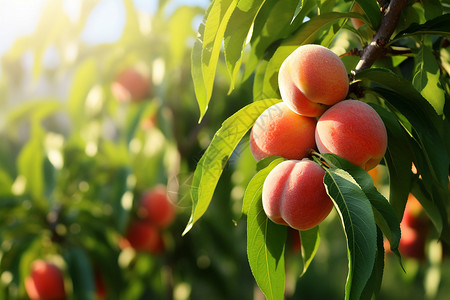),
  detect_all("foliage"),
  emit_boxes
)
[188,0,450,299]
[0,1,255,299]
